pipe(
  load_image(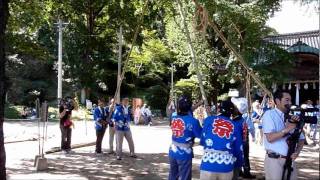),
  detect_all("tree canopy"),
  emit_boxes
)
[4,0,296,110]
